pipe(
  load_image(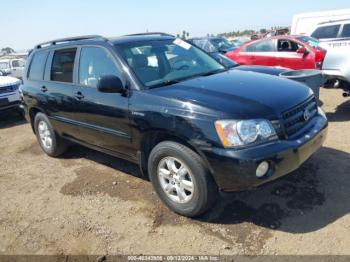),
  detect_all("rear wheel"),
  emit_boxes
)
[148,141,218,217]
[34,113,67,157]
